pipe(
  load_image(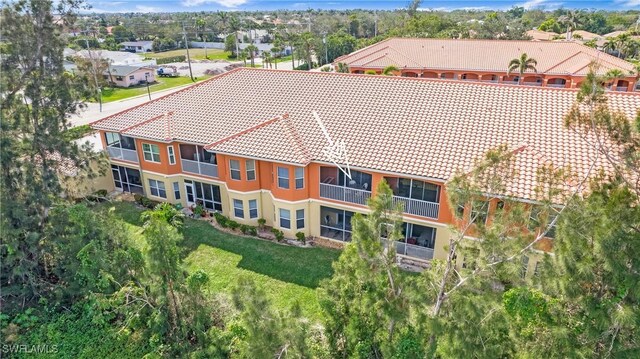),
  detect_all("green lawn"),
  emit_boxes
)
[146,48,231,61]
[99,76,210,103]
[105,201,340,321]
